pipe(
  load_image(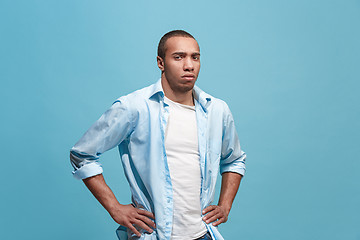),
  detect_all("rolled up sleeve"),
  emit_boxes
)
[70,98,134,180]
[219,103,246,176]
